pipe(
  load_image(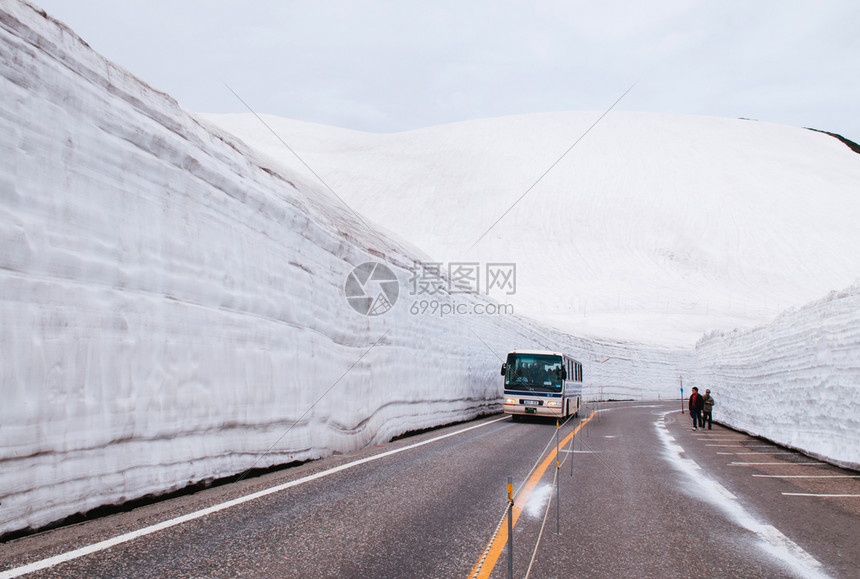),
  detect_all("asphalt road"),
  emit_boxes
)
[1,401,858,578]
